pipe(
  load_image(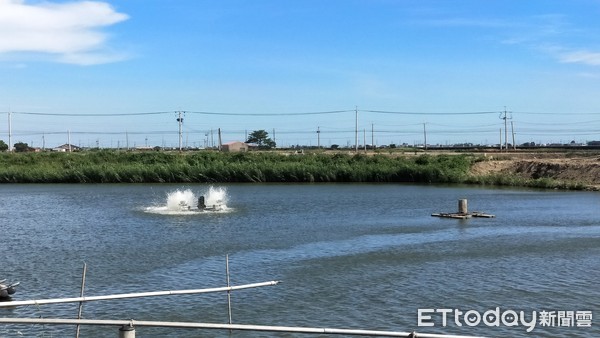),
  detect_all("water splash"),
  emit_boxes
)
[166,189,197,211]
[204,186,228,208]
[144,187,230,215]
